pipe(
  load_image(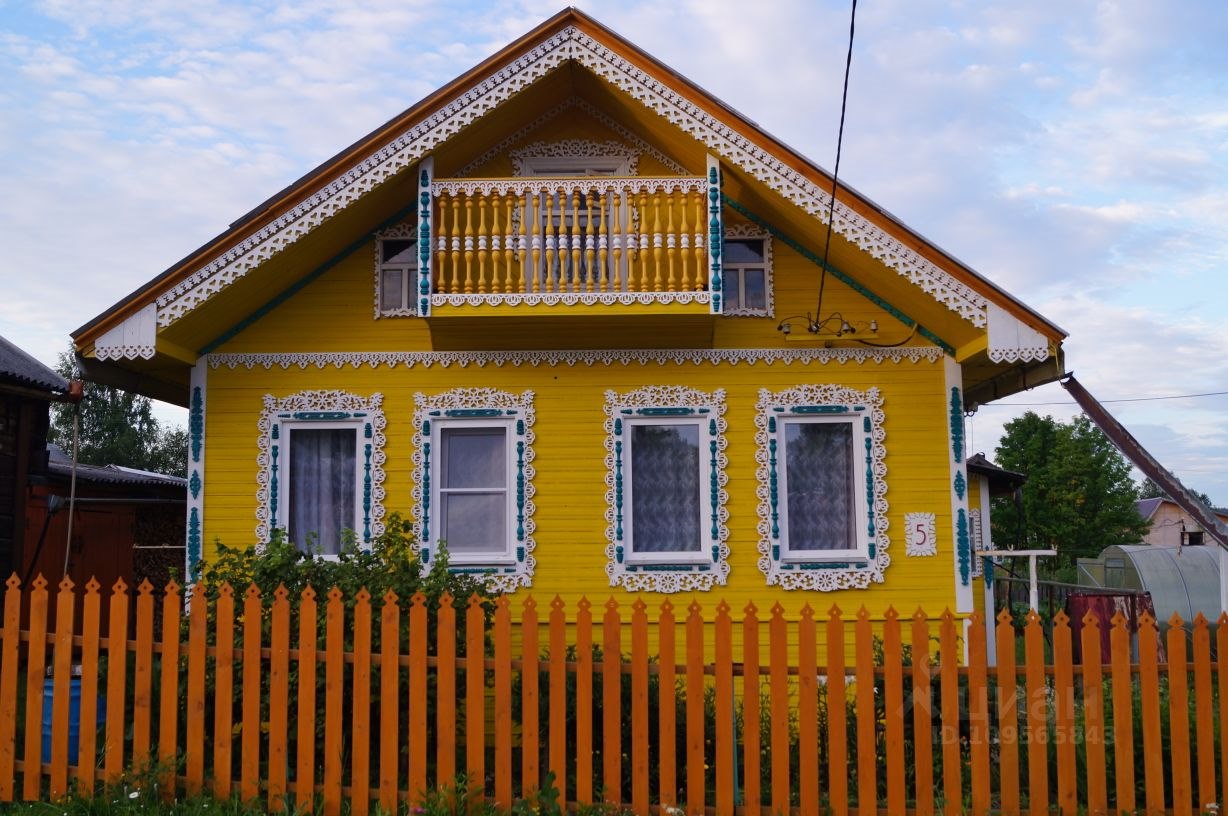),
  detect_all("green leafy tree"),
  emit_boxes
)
[992,412,1148,576]
[49,349,188,477]
[1137,475,1216,508]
